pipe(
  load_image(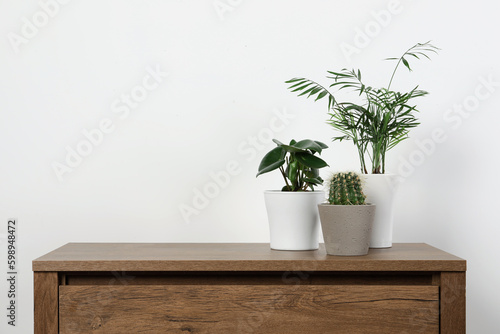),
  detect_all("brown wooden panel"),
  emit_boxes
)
[34,272,58,334]
[441,272,466,334]
[59,285,439,333]
[33,243,467,272]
